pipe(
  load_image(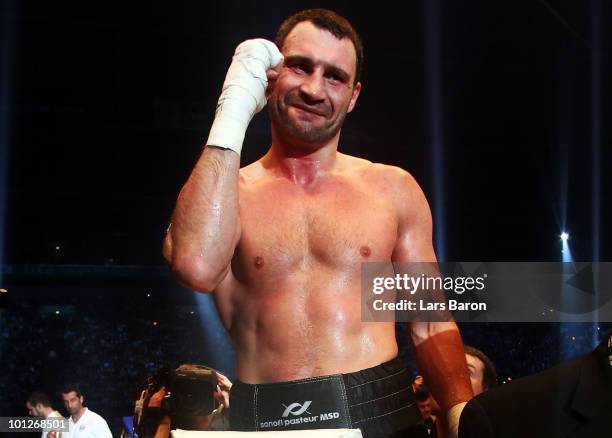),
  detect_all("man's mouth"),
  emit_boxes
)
[290,104,326,117]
